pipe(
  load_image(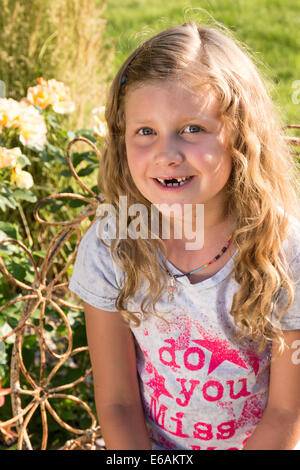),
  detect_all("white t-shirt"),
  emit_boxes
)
[68,213,300,450]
